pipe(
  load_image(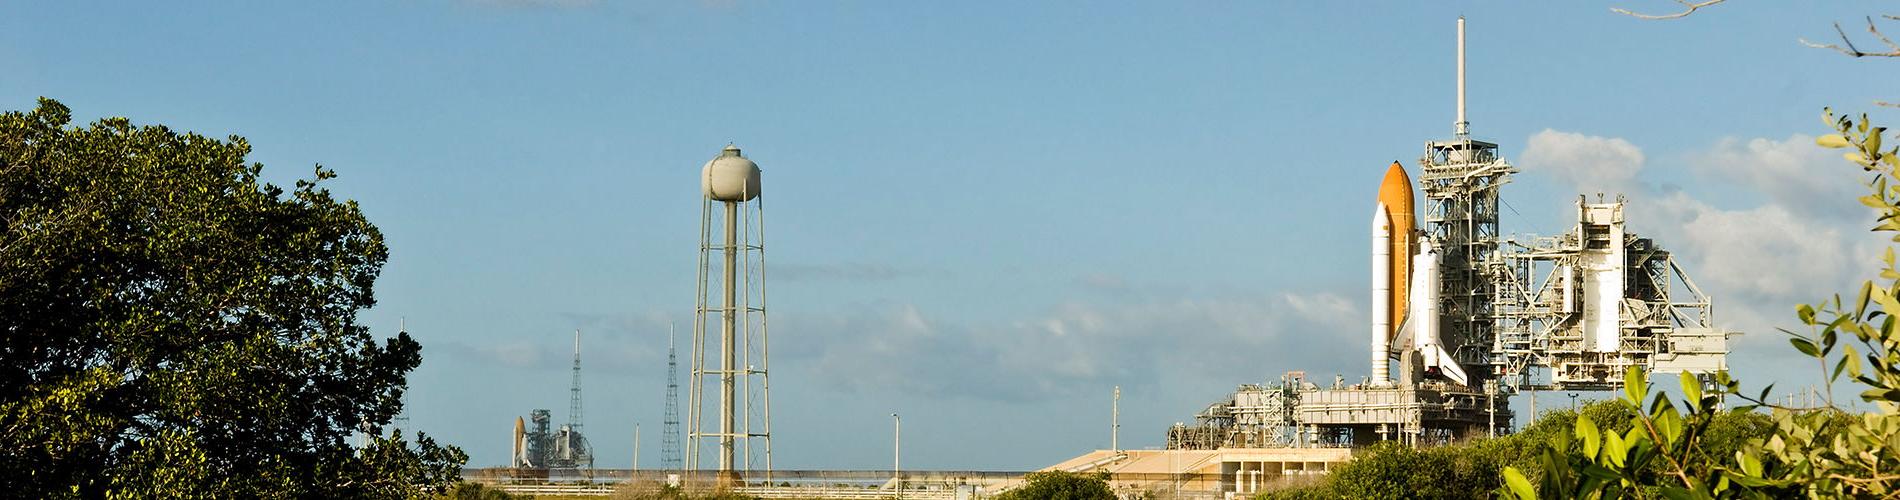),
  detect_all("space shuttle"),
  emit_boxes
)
[511,416,531,468]
[1371,161,1467,388]
[1371,17,1474,388]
